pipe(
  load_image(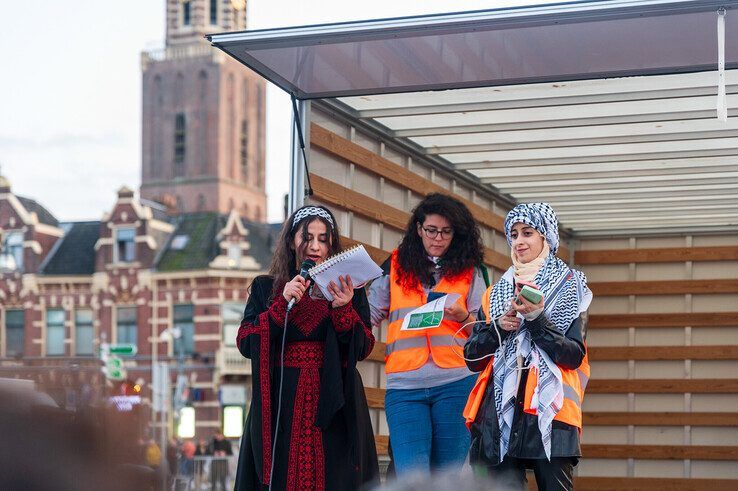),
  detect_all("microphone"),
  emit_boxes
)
[287,259,316,311]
